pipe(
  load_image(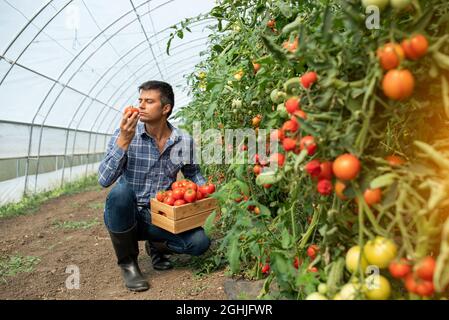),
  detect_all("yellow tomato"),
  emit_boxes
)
[364,275,391,300]
[363,237,398,269]
[346,245,369,273]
